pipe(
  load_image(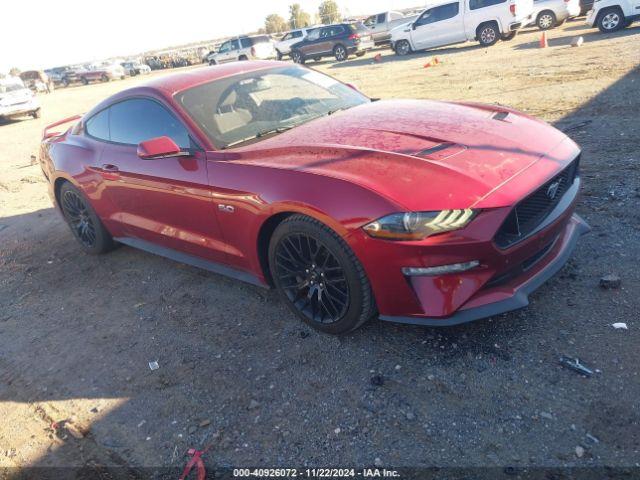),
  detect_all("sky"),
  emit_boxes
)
[1,0,427,73]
